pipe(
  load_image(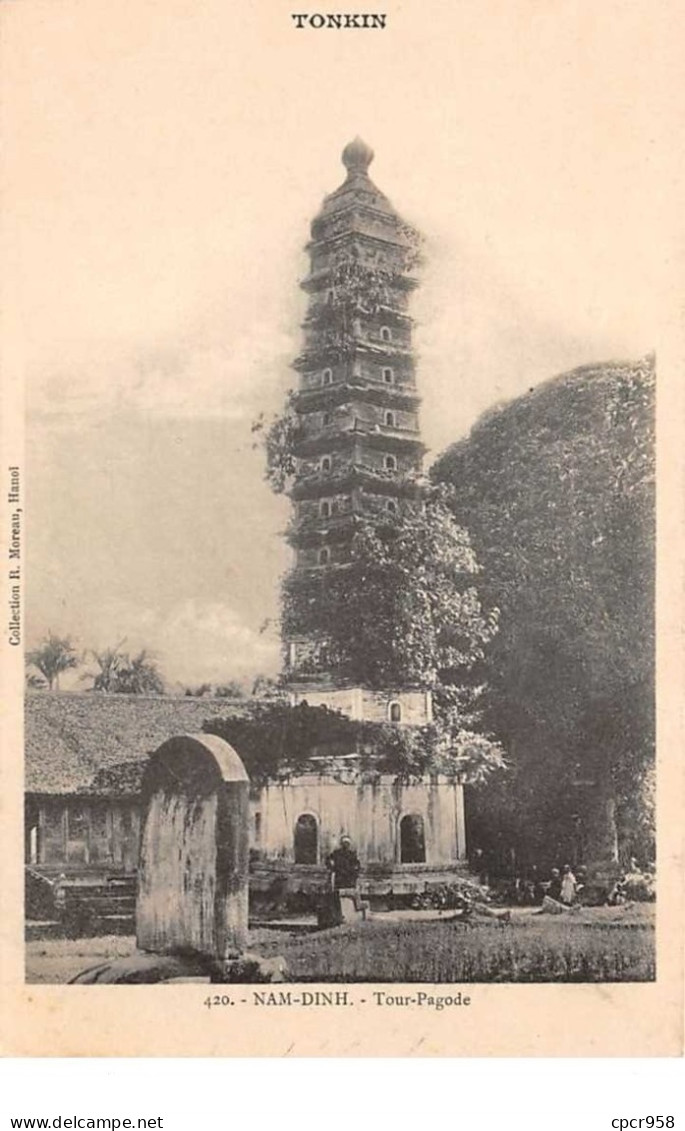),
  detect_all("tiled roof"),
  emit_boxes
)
[24,691,253,796]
